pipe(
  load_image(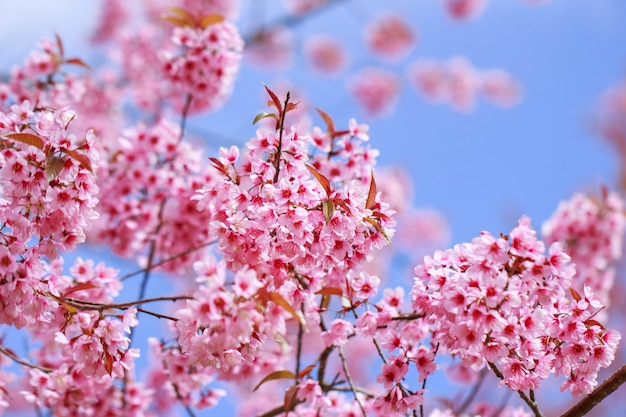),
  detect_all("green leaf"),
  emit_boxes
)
[46,156,66,183]
[252,111,277,125]
[269,292,305,327]
[322,200,334,224]
[253,370,296,392]
[200,14,225,28]
[364,216,393,247]
[305,163,331,196]
[4,133,45,149]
